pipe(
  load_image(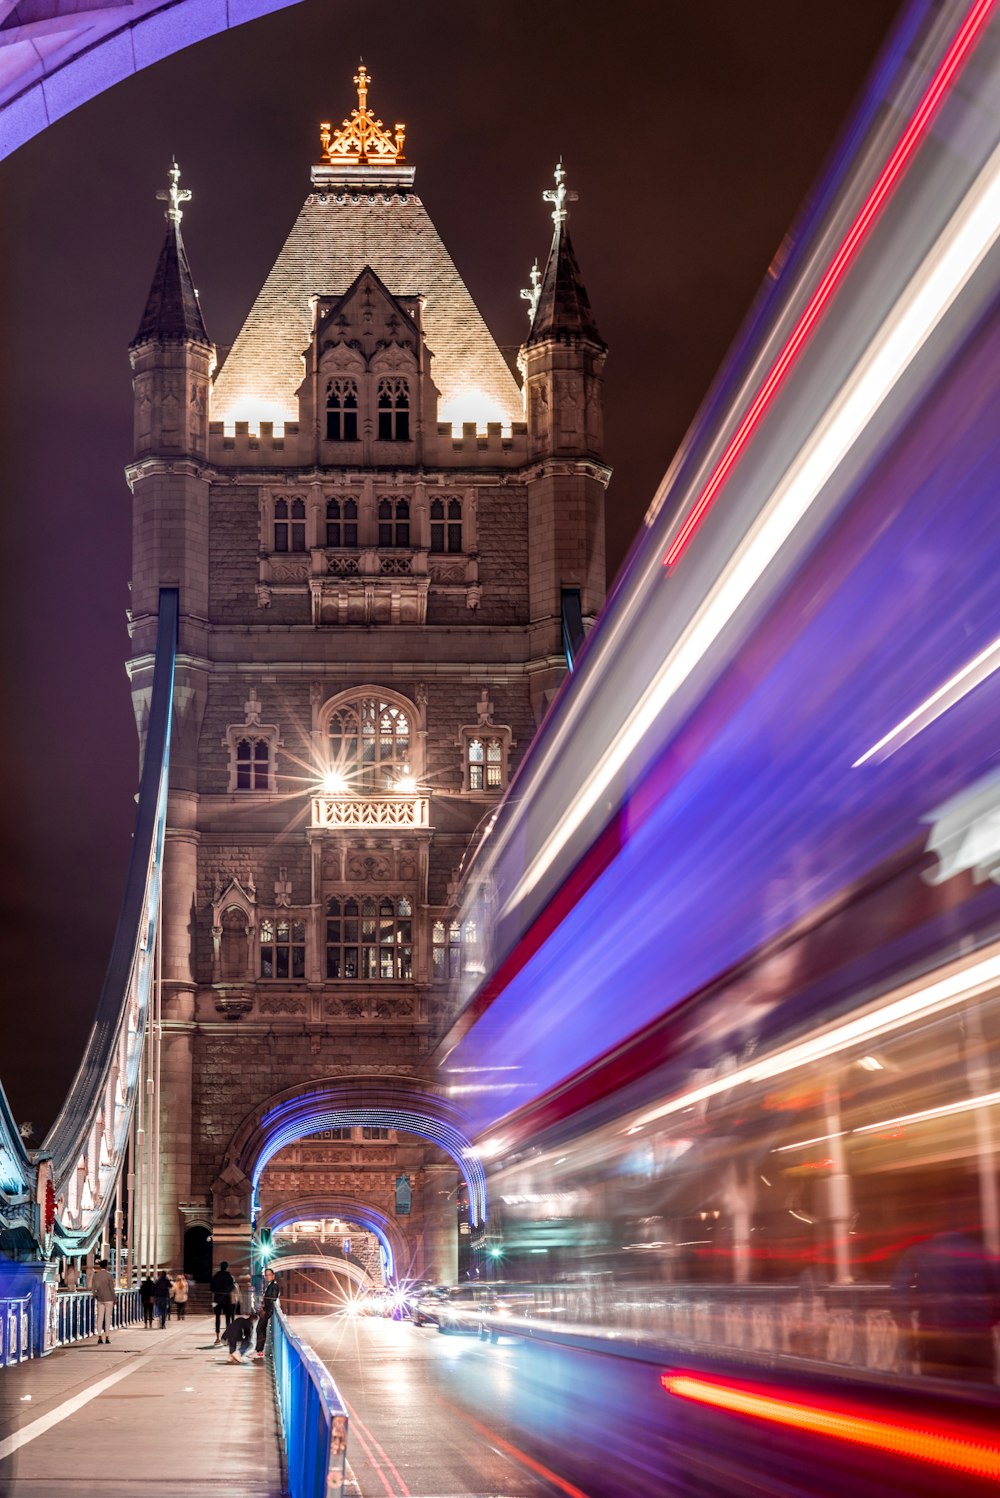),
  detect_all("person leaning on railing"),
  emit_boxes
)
[254,1267,279,1359]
